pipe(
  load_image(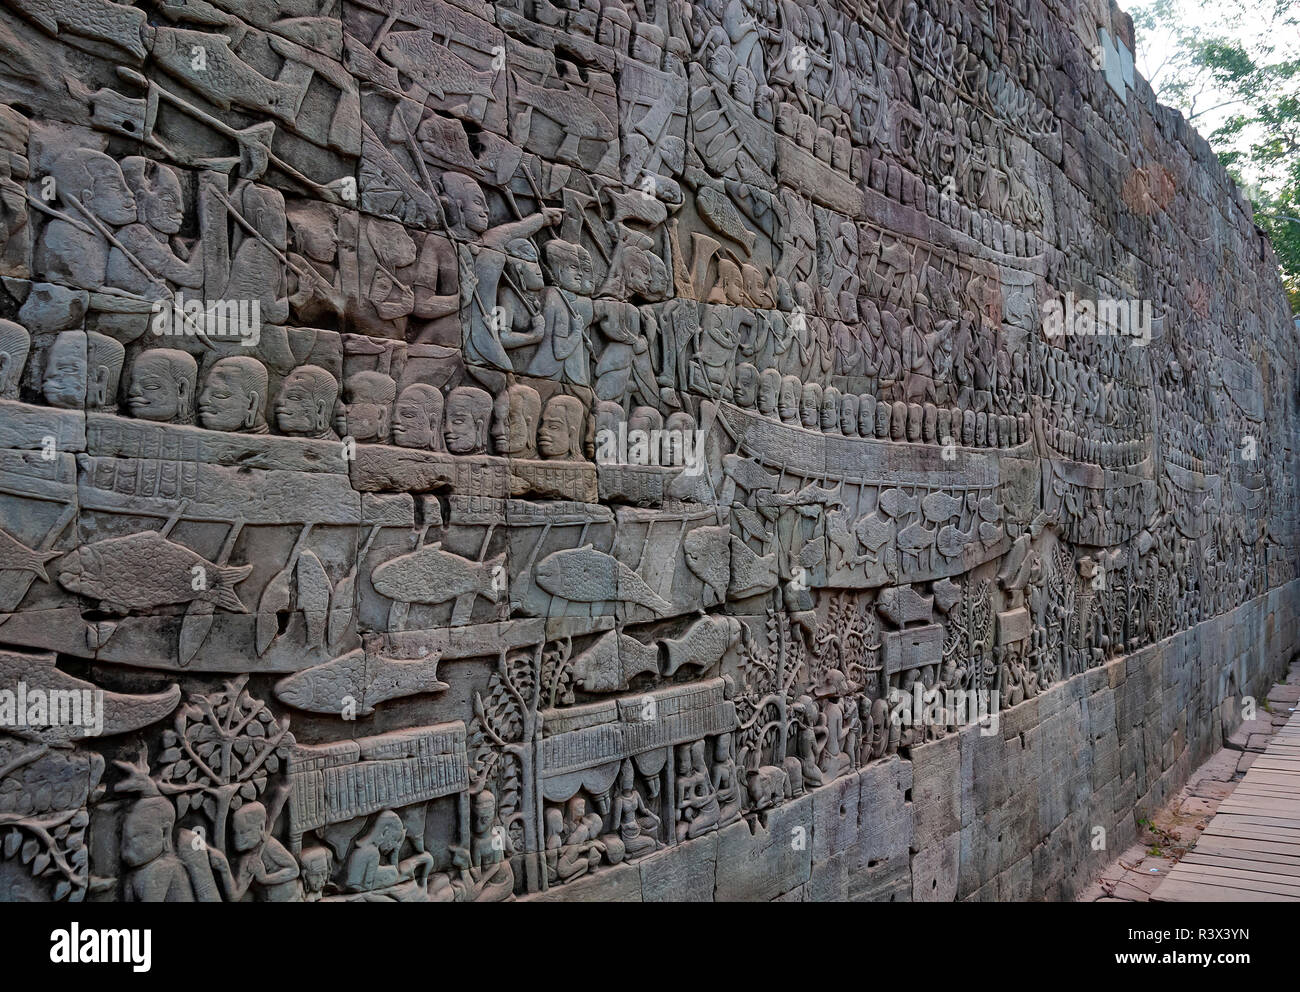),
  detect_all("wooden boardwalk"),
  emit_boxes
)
[1154,710,1300,901]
